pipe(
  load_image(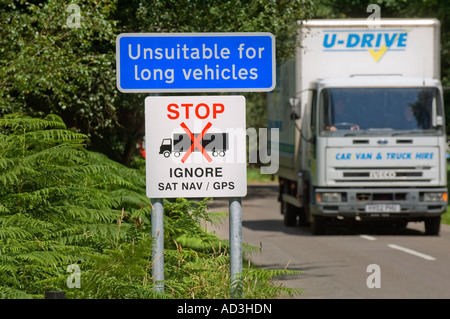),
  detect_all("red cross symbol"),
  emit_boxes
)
[180,122,213,163]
